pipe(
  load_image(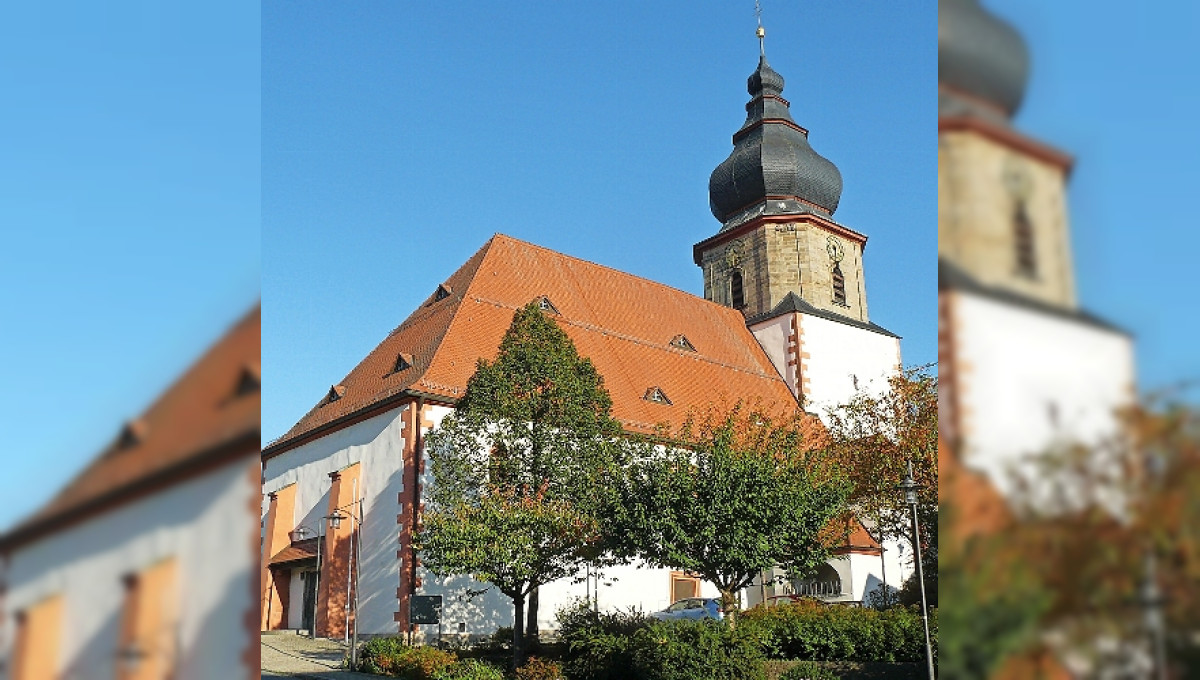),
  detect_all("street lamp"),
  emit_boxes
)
[898,462,935,680]
[1141,552,1168,680]
[328,510,347,531]
[323,500,364,670]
